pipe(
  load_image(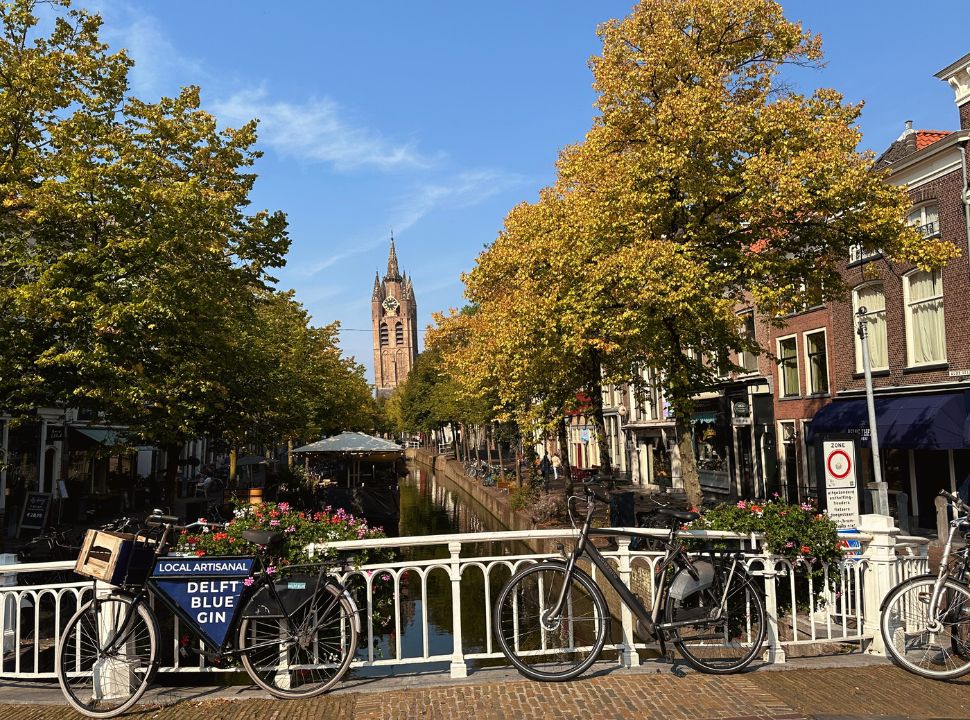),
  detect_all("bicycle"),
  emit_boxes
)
[493,480,766,680]
[55,511,360,718]
[880,489,970,679]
